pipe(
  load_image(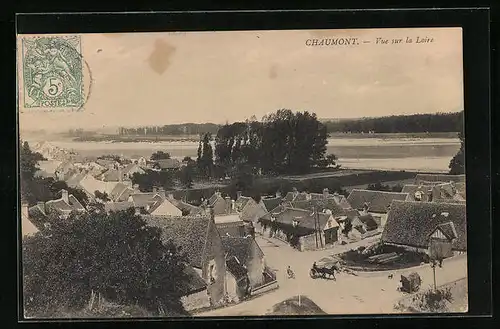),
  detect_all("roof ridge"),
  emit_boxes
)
[351,189,408,195]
